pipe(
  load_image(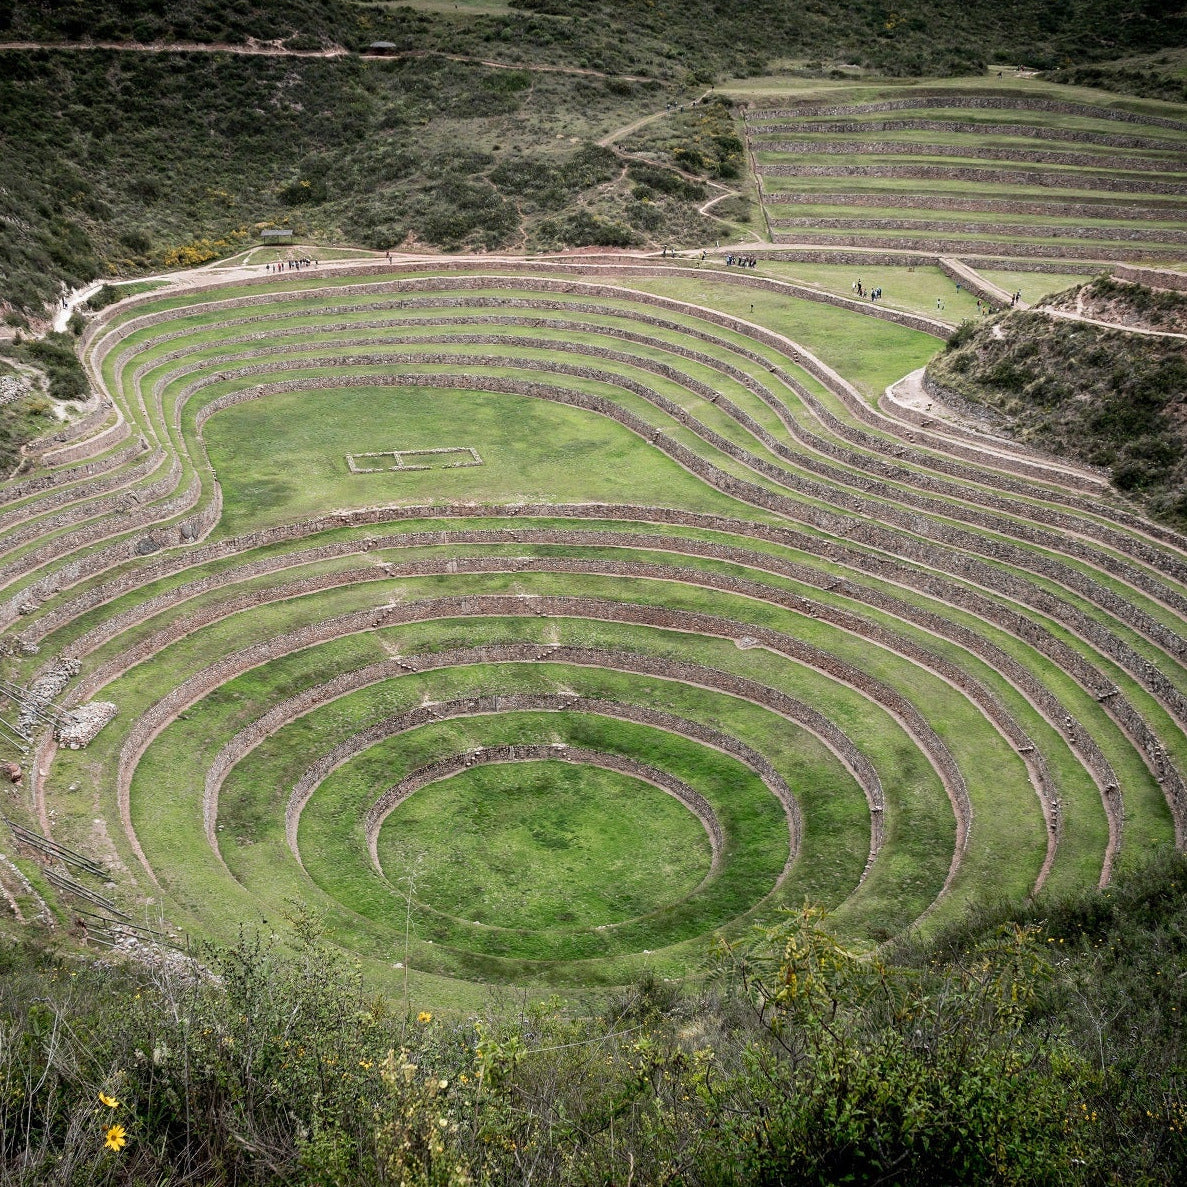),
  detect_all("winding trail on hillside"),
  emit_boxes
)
[1039,306,1187,340]
[0,40,652,81]
[598,89,713,147]
[0,39,350,57]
